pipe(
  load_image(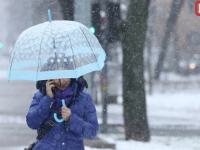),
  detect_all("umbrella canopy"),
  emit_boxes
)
[7,20,106,81]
